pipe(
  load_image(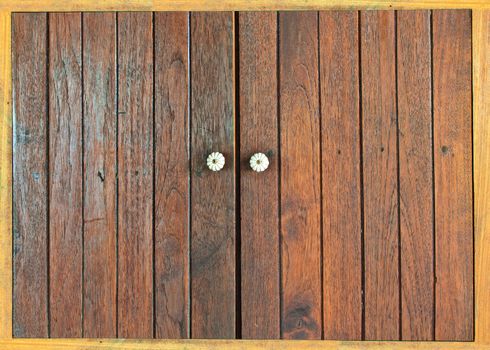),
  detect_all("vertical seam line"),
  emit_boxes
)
[358,10,366,342]
[276,11,283,339]
[152,11,156,340]
[80,12,85,338]
[430,9,437,341]
[317,10,325,341]
[394,10,403,341]
[46,12,51,338]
